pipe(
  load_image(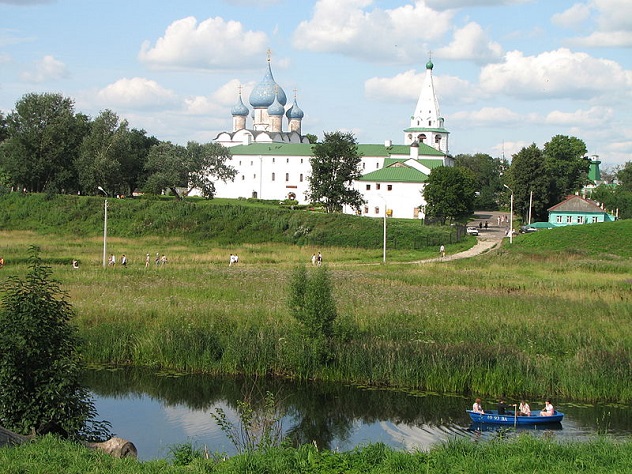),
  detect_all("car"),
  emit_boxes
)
[519,226,538,233]
[466,226,479,236]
